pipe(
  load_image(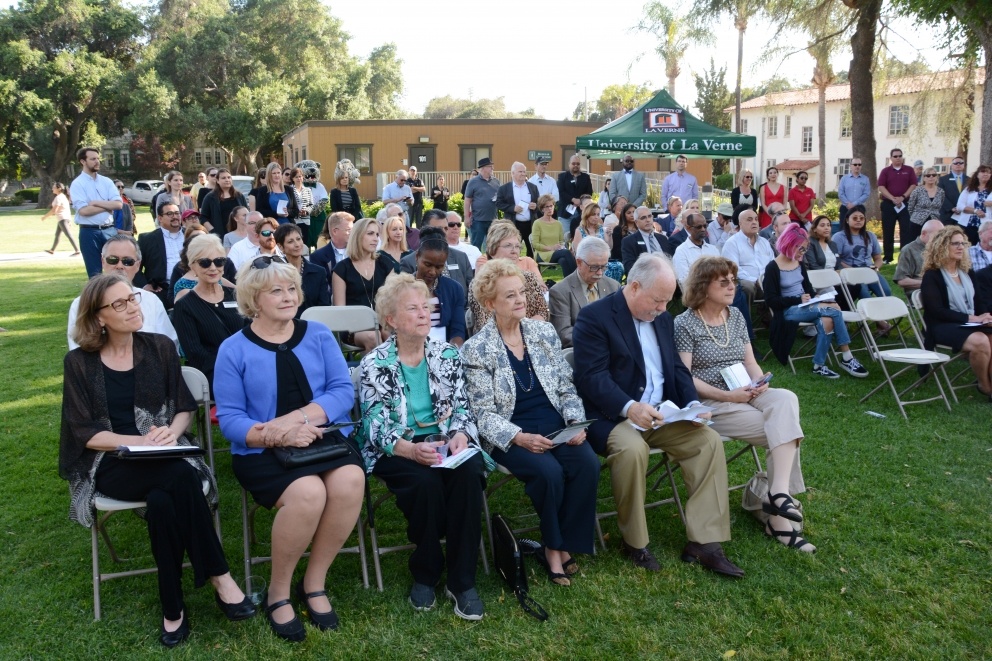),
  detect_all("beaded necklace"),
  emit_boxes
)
[696,308,730,348]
